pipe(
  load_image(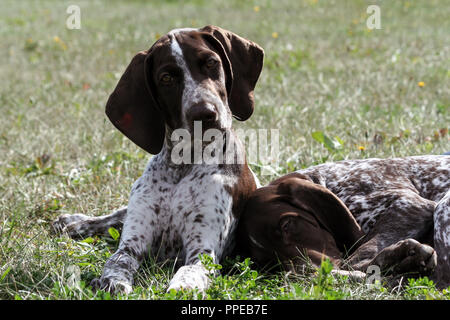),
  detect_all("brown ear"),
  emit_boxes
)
[200,25,264,121]
[276,177,364,252]
[105,50,165,154]
[269,172,313,186]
